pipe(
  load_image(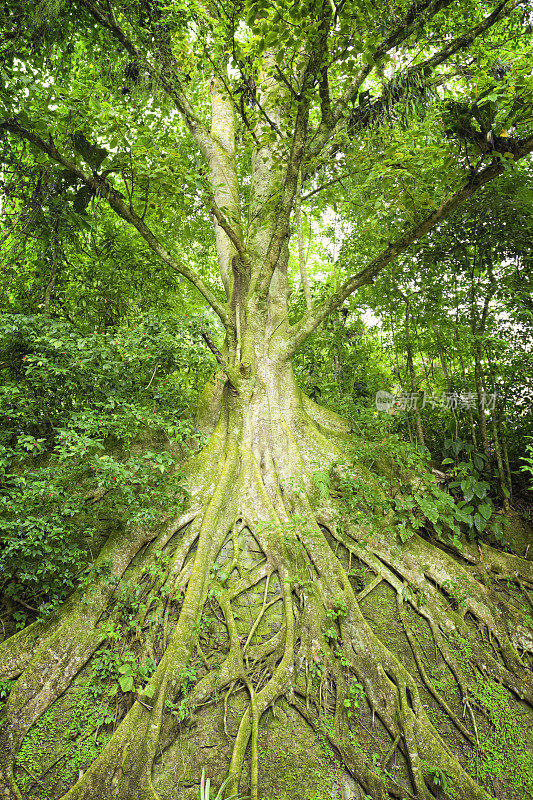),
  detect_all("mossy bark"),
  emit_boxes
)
[2,22,533,798]
[1,340,533,800]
